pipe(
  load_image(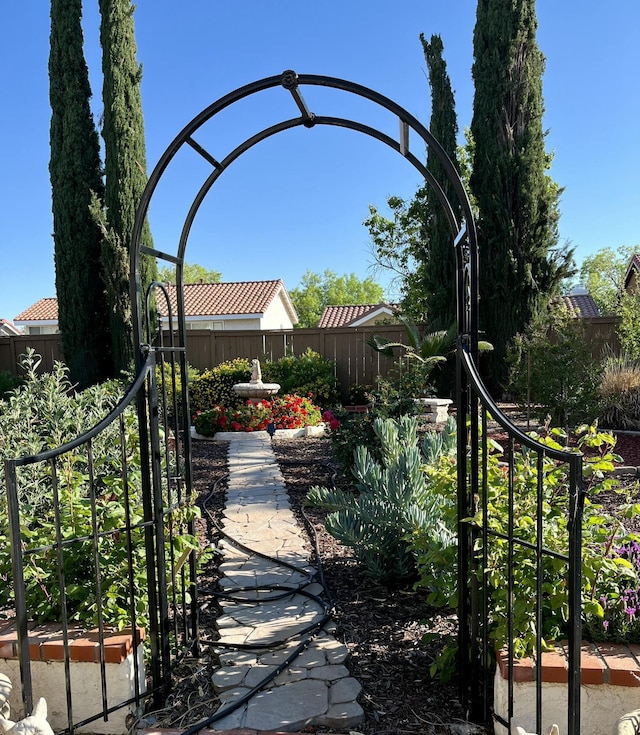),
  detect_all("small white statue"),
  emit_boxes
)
[0,674,11,719]
[0,698,53,735]
[510,720,559,735]
[250,358,262,384]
